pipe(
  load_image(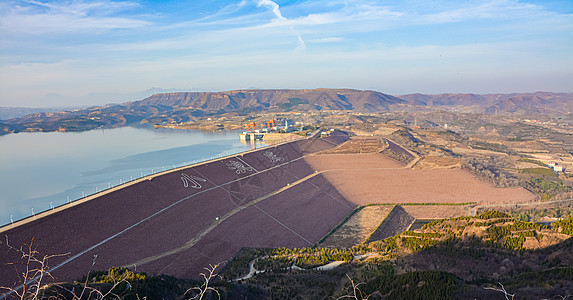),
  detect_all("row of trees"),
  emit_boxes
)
[529,178,572,201]
[509,204,573,222]
[554,216,573,235]
[261,247,357,269]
